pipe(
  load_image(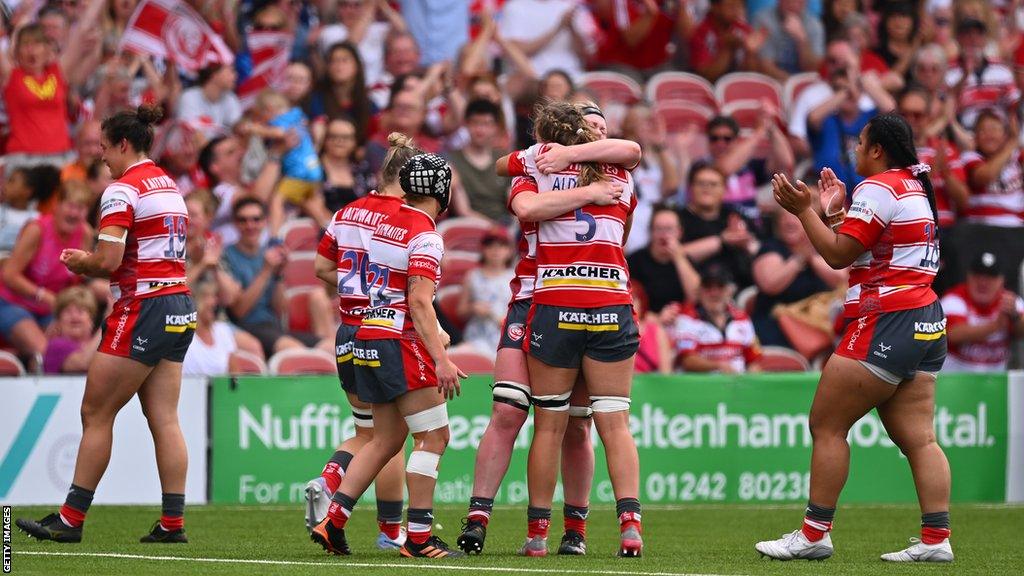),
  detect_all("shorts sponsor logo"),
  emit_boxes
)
[914,319,947,341]
[336,341,354,363]
[110,304,133,351]
[506,322,525,342]
[133,336,148,353]
[352,346,381,367]
[165,311,198,333]
[846,317,869,351]
[408,339,428,382]
[530,332,543,348]
[873,341,890,359]
[540,265,623,289]
[557,311,620,332]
